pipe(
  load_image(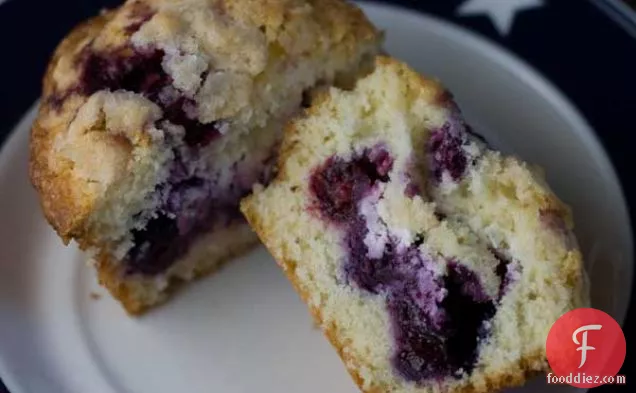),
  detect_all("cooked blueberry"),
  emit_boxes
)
[442,263,496,372]
[309,146,393,223]
[428,122,468,182]
[494,255,510,299]
[391,296,449,380]
[126,176,211,275]
[165,177,206,214]
[344,229,405,293]
[77,46,218,147]
[444,262,490,303]
[161,96,221,147]
[385,262,495,382]
[126,214,181,275]
[367,147,393,179]
[79,48,166,97]
[404,182,420,198]
[124,152,271,276]
[309,146,498,383]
